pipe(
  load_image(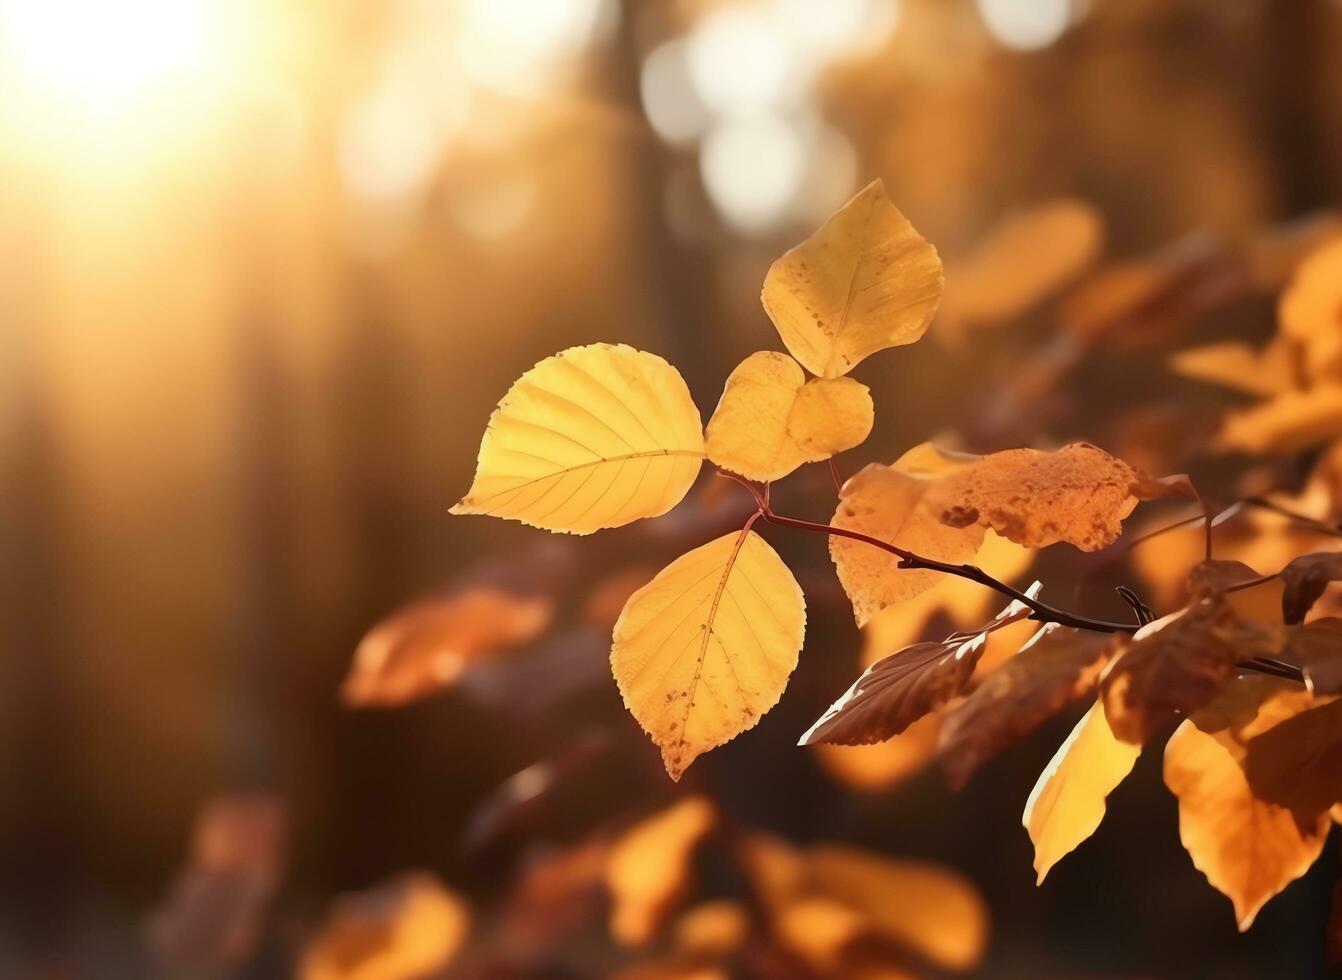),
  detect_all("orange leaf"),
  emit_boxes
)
[830,457,985,627]
[1165,716,1330,930]
[924,443,1140,551]
[344,586,554,708]
[300,873,470,980]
